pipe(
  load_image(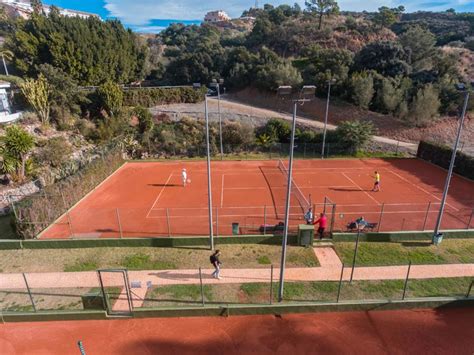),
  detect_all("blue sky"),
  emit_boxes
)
[44,0,474,33]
